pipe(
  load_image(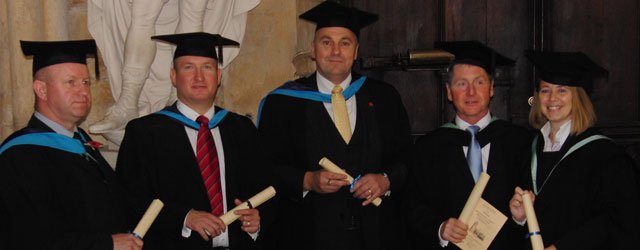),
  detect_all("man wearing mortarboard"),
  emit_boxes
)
[257,2,411,250]
[115,32,274,250]
[407,41,532,249]
[0,40,142,249]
